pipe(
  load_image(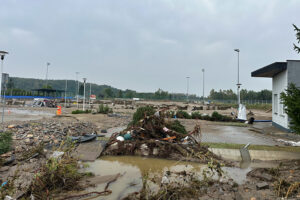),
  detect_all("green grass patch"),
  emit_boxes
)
[203,142,300,153]
[71,109,91,114]
[0,132,12,155]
